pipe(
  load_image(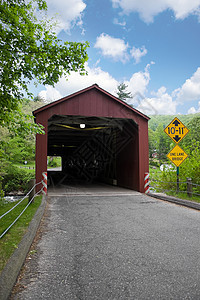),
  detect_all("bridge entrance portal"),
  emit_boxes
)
[47,115,138,189]
[33,84,149,193]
